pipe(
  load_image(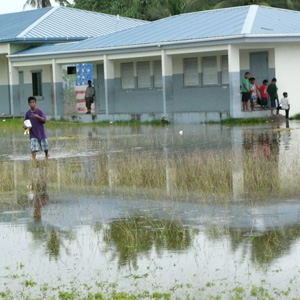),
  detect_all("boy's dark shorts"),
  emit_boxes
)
[85,97,93,109]
[241,92,250,102]
[261,97,268,106]
[270,98,278,108]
